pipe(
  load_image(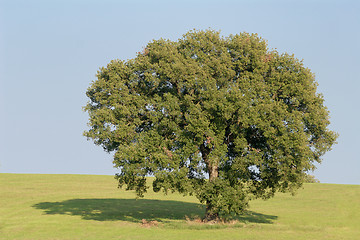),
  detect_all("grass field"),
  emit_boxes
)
[1,173,359,240]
